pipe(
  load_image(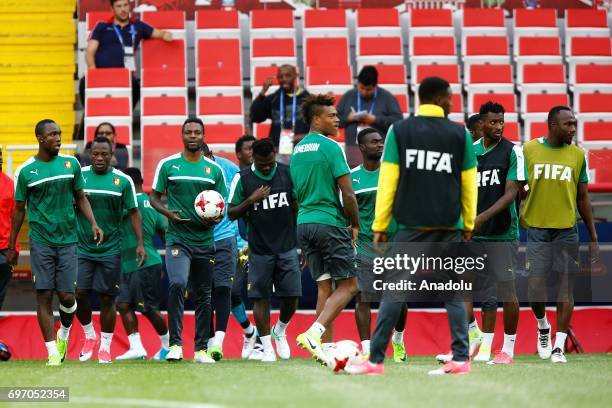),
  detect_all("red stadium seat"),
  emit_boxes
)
[375,64,407,90]
[195,10,239,39]
[304,37,349,67]
[306,65,352,94]
[465,64,513,94]
[303,9,347,37]
[581,121,612,144]
[141,67,187,98]
[141,96,187,117]
[141,39,185,70]
[413,64,460,92]
[515,37,562,68]
[204,124,246,144]
[565,8,609,45]
[527,122,549,142]
[86,97,130,117]
[411,36,456,57]
[355,8,401,38]
[462,8,506,38]
[503,122,520,143]
[394,93,409,116]
[522,93,570,139]
[574,64,612,94]
[250,9,294,38]
[568,37,612,58]
[86,11,112,32]
[253,121,271,138]
[357,37,403,67]
[85,68,131,98]
[197,39,241,71]
[463,36,509,67]
[576,93,612,122]
[141,10,185,30]
[251,66,281,96]
[197,96,243,125]
[513,8,558,42]
[198,66,242,95]
[588,149,612,184]
[141,124,184,191]
[409,8,453,38]
[519,64,566,95]
[251,38,295,58]
[524,94,570,113]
